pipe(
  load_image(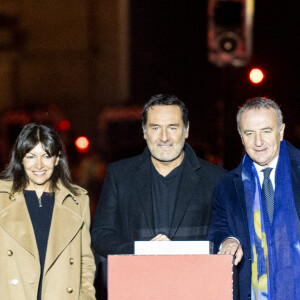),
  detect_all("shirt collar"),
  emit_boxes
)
[253,155,279,173]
